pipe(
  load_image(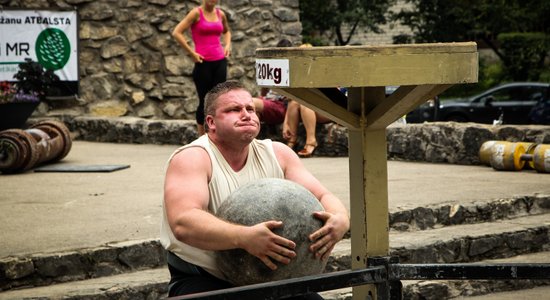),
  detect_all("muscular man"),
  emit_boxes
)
[161,80,350,298]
